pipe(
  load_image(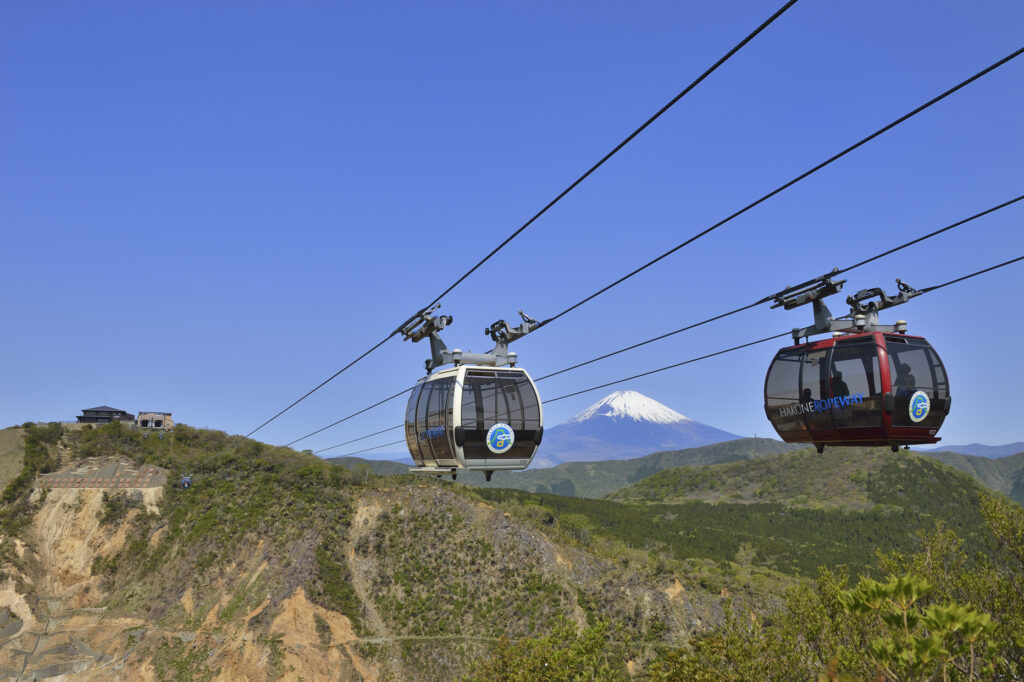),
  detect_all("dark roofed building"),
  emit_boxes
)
[77,406,135,424]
